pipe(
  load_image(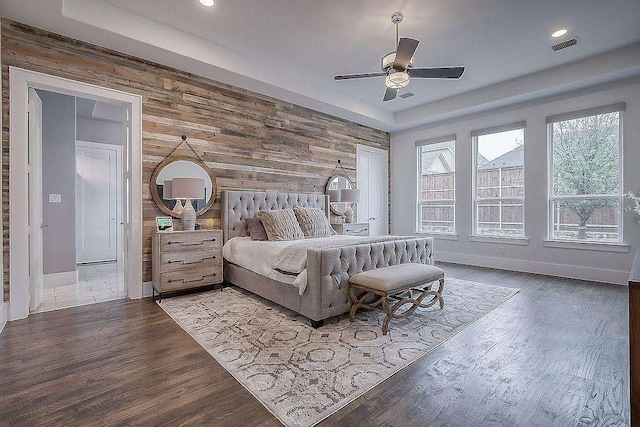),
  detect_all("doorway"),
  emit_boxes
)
[9,67,143,321]
[29,90,127,314]
[357,144,389,236]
